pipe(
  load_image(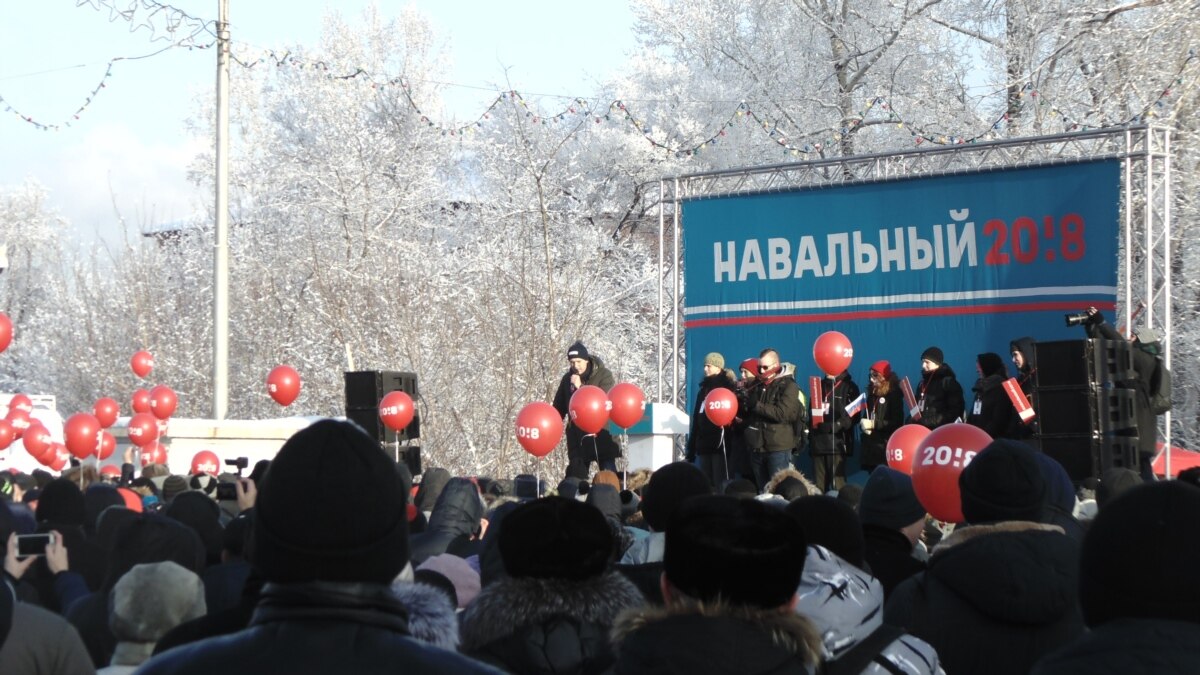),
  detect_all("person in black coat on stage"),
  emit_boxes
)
[913,346,964,429]
[1007,336,1038,439]
[809,370,861,493]
[967,352,1016,439]
[552,341,620,480]
[859,360,904,474]
[686,352,738,487]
